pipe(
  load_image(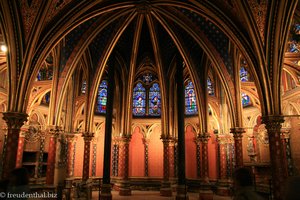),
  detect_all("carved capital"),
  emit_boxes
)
[65,133,77,143]
[262,115,284,133]
[2,112,28,129]
[199,133,210,143]
[82,132,94,142]
[230,127,245,139]
[47,125,61,137]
